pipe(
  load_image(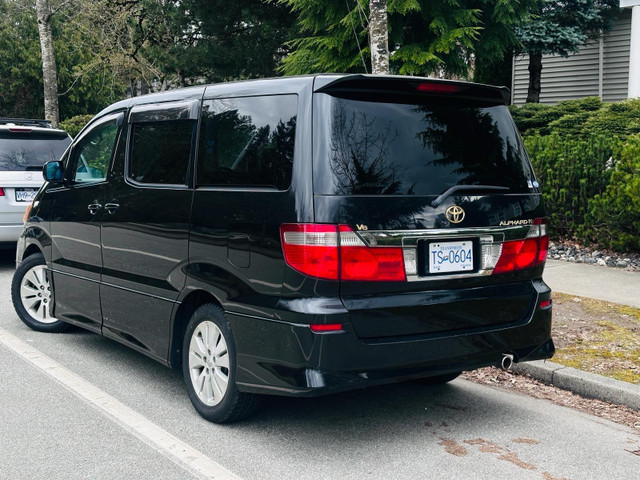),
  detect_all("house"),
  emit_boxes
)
[511,1,639,104]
